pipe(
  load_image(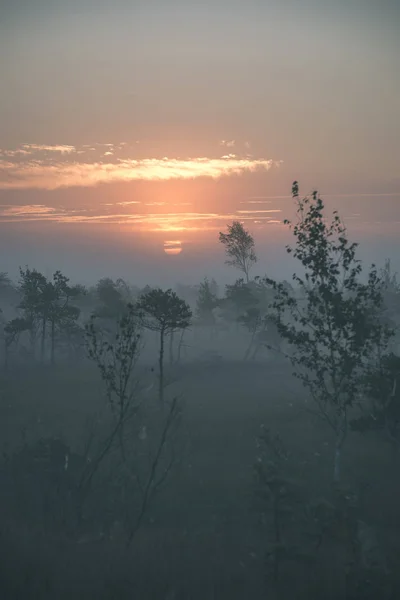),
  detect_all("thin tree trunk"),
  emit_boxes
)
[244,327,257,360]
[41,318,47,363]
[169,330,174,366]
[334,444,341,483]
[29,326,36,360]
[51,319,56,366]
[177,329,185,363]
[126,396,178,547]
[159,328,165,404]
[333,421,347,483]
[68,334,73,365]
